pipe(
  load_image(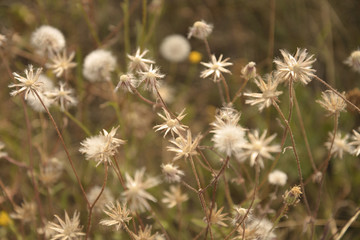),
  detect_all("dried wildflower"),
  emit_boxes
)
[115,73,138,93]
[83,49,116,82]
[283,185,302,206]
[274,48,316,85]
[268,170,288,186]
[160,34,191,62]
[325,132,352,159]
[48,211,85,240]
[231,206,251,225]
[26,74,54,112]
[188,20,213,40]
[162,185,188,208]
[38,221,56,238]
[212,106,241,127]
[350,129,360,156]
[204,204,229,227]
[0,141,8,158]
[344,50,360,72]
[161,163,184,183]
[133,225,157,240]
[122,168,160,212]
[317,90,346,116]
[87,186,114,213]
[235,218,276,240]
[39,157,63,187]
[241,62,257,80]
[46,50,77,77]
[9,65,43,100]
[237,130,281,169]
[46,82,77,111]
[100,201,132,230]
[211,108,246,157]
[244,75,282,112]
[10,201,36,223]
[139,64,165,92]
[154,108,187,138]
[189,51,202,64]
[167,130,201,161]
[31,25,65,54]
[127,48,155,72]
[79,126,125,167]
[201,54,233,82]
